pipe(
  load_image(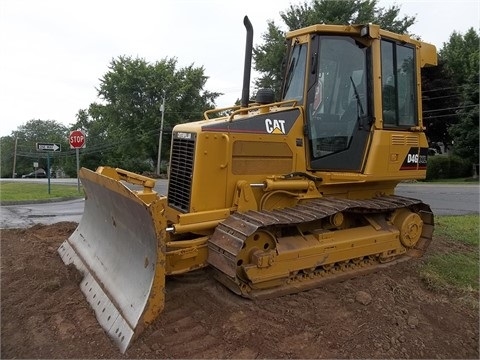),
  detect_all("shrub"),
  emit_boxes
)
[426,155,472,180]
